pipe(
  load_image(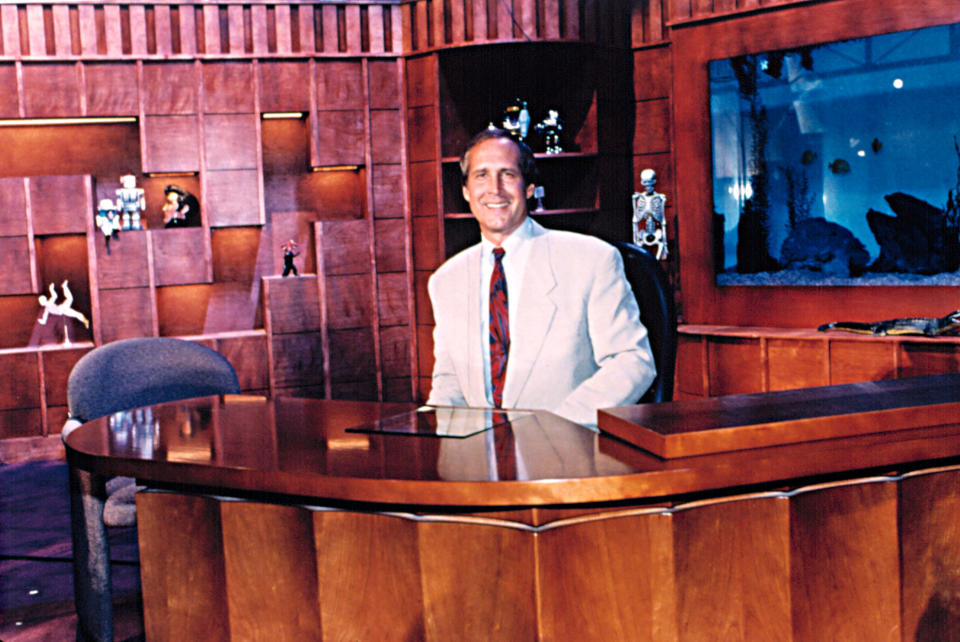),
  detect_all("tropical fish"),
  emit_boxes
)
[800,150,817,165]
[871,137,882,153]
[828,158,850,174]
